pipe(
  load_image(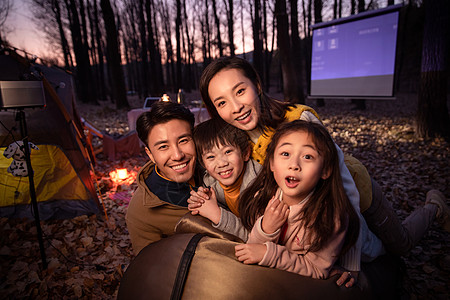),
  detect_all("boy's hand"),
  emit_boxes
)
[188,186,210,214]
[261,194,289,234]
[235,243,266,264]
[188,187,221,224]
